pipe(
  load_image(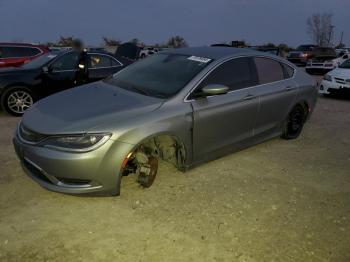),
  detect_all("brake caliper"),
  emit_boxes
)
[135,152,158,188]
